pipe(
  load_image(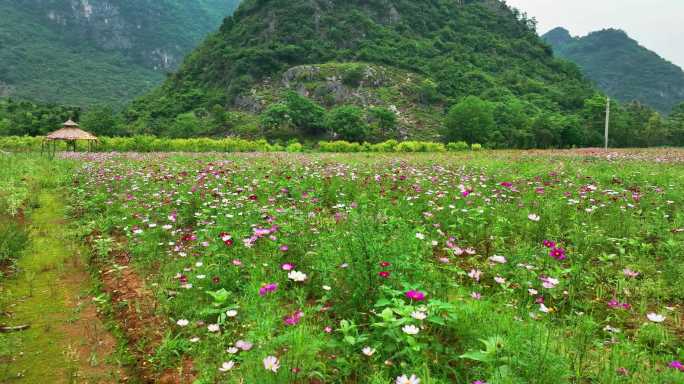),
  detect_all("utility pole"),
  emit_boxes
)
[604,97,610,151]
